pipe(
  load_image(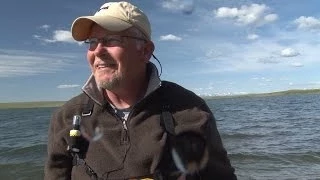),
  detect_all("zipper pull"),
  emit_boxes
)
[121,120,129,144]
[122,120,128,130]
